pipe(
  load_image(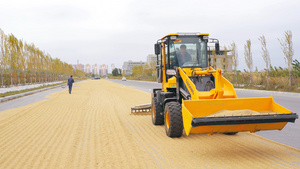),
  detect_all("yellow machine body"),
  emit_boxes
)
[145,33,297,137]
